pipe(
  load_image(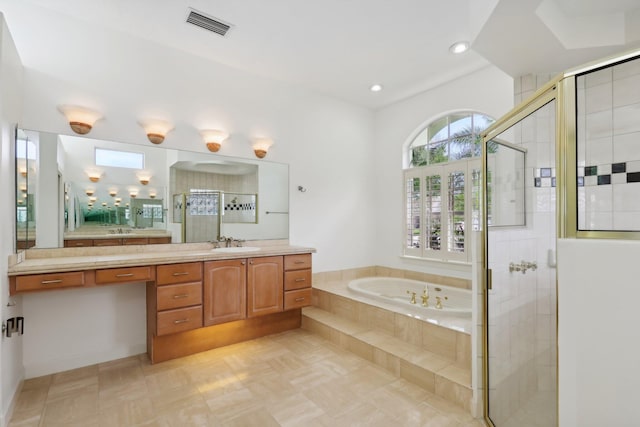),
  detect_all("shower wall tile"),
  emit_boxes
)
[585,81,613,114]
[613,74,640,108]
[614,58,640,79]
